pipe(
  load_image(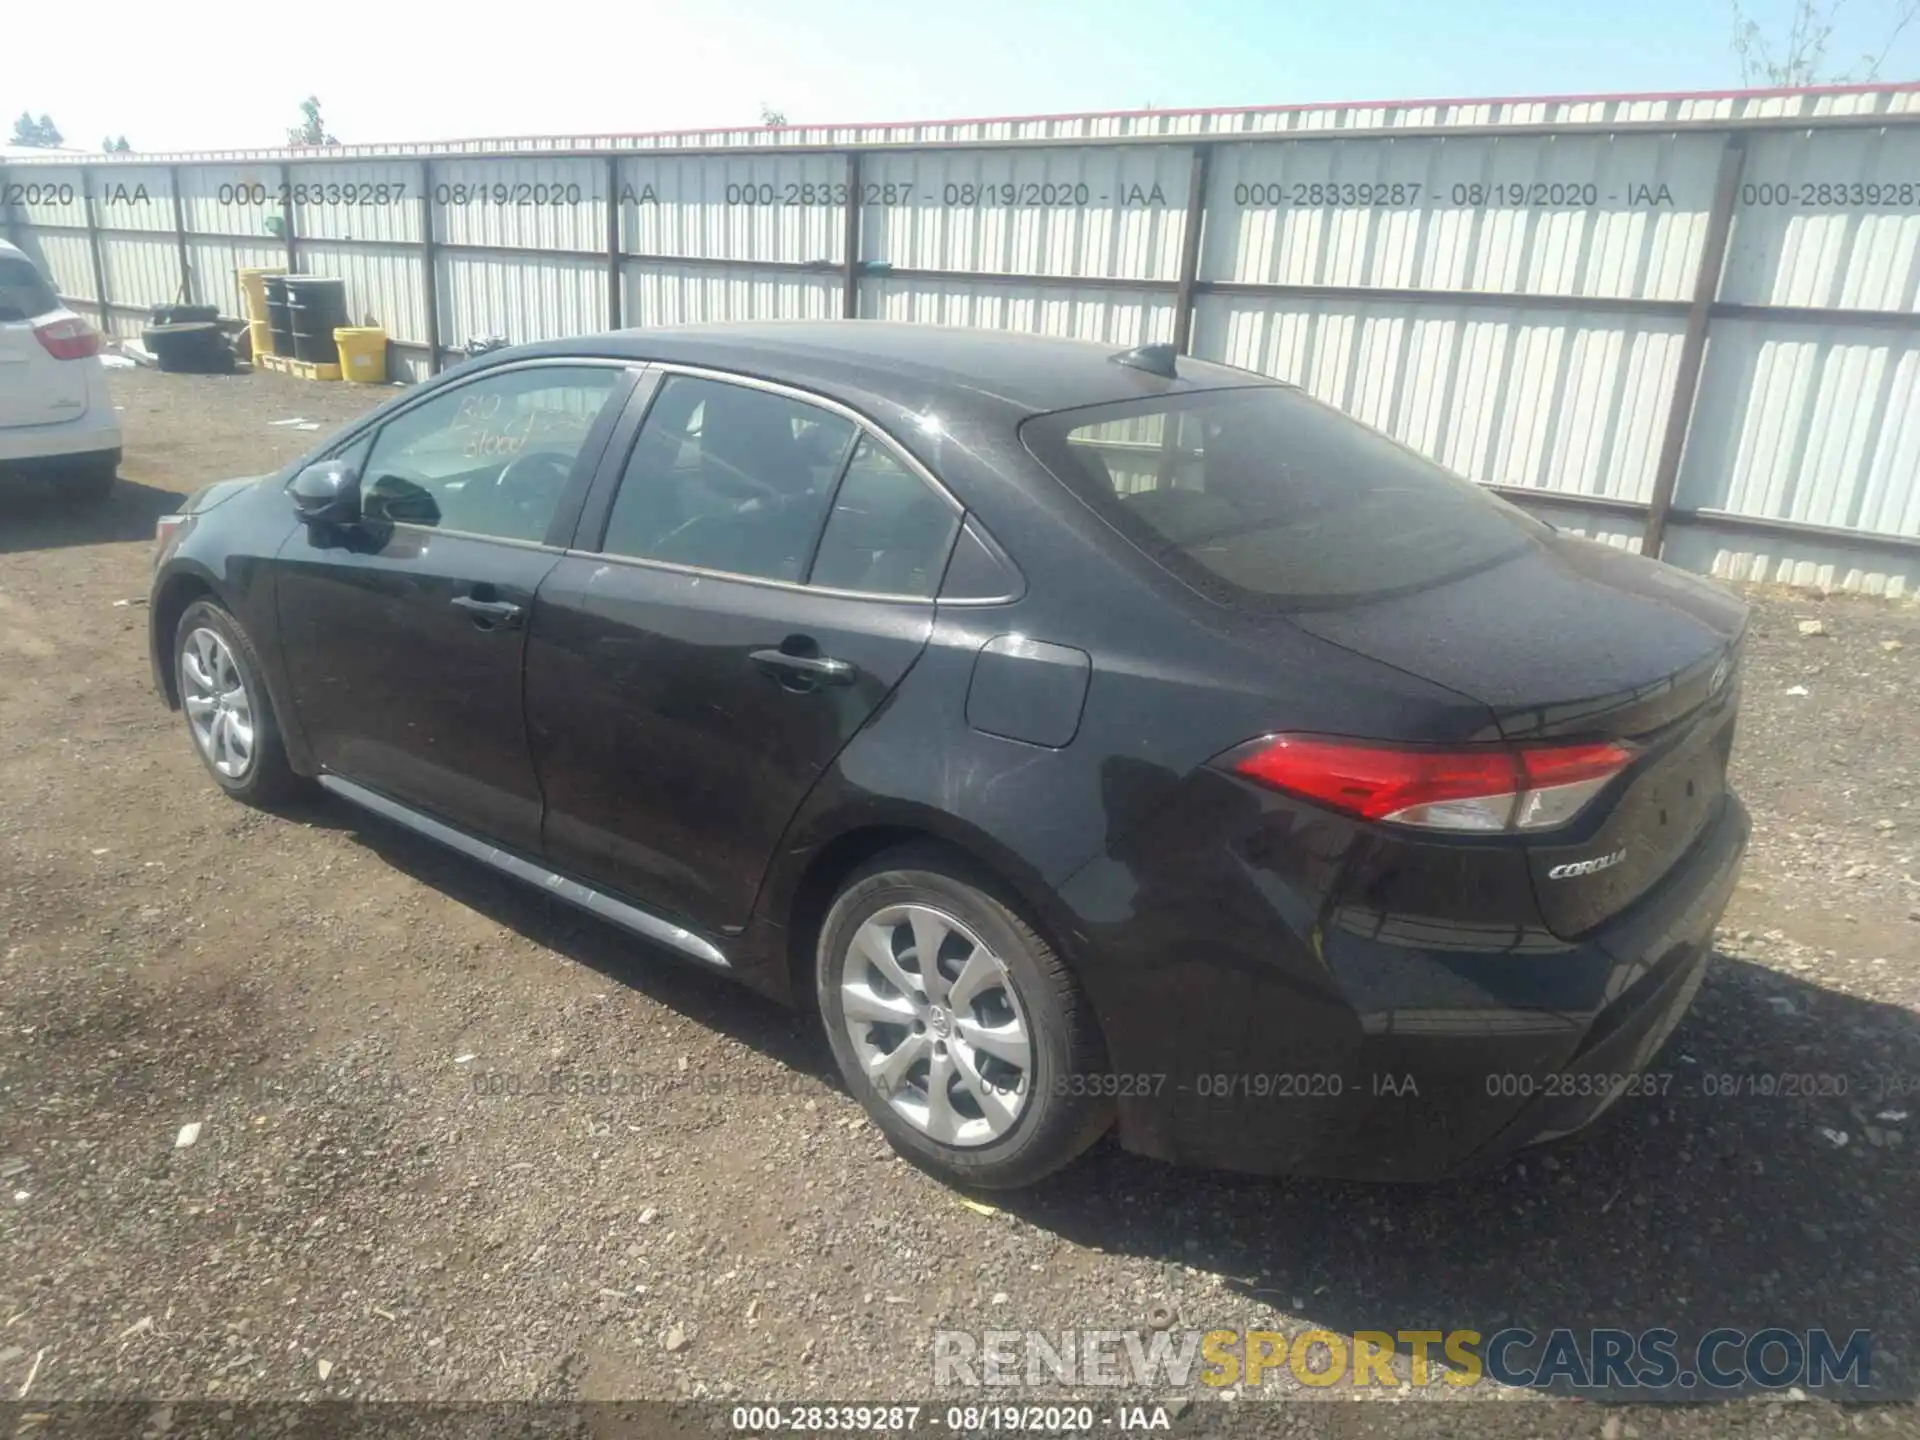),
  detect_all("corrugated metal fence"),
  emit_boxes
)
[4,84,1918,594]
